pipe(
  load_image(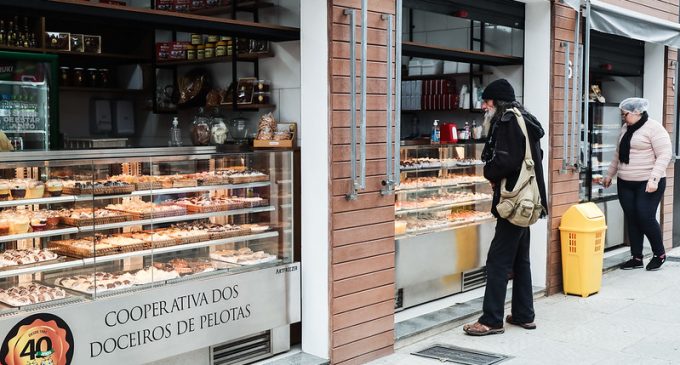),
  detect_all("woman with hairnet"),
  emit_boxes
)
[603,97,672,270]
